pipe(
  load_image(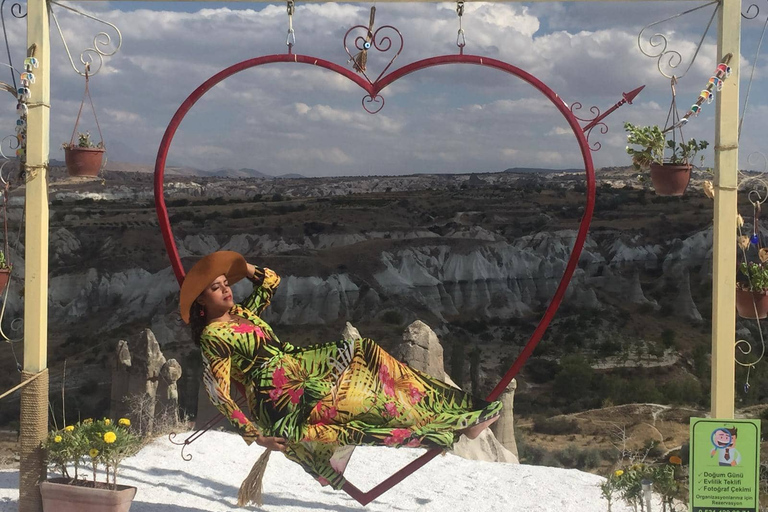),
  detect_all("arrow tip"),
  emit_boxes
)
[623,85,645,105]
